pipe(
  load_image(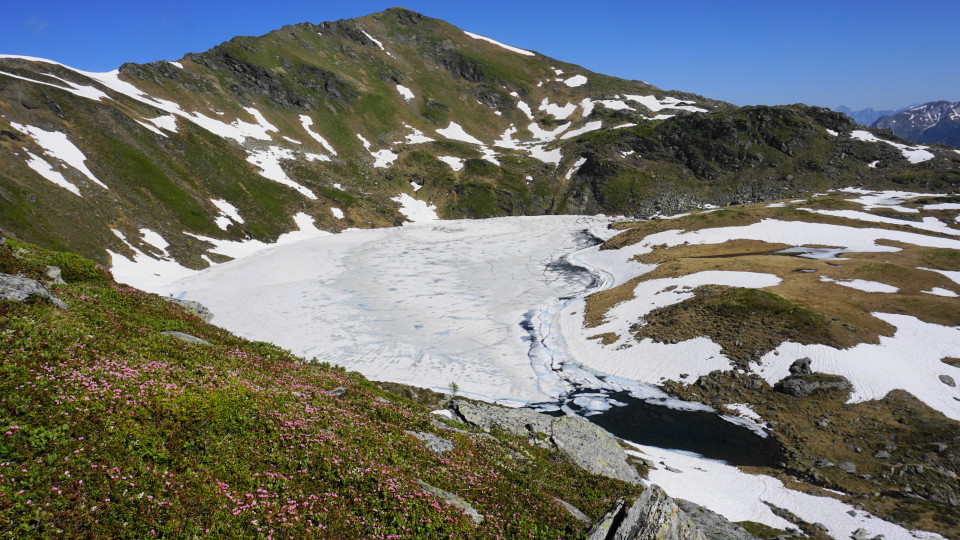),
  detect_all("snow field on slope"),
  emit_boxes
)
[390,193,438,223]
[462,31,535,56]
[850,130,935,163]
[629,443,945,540]
[558,215,960,420]
[11,122,108,190]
